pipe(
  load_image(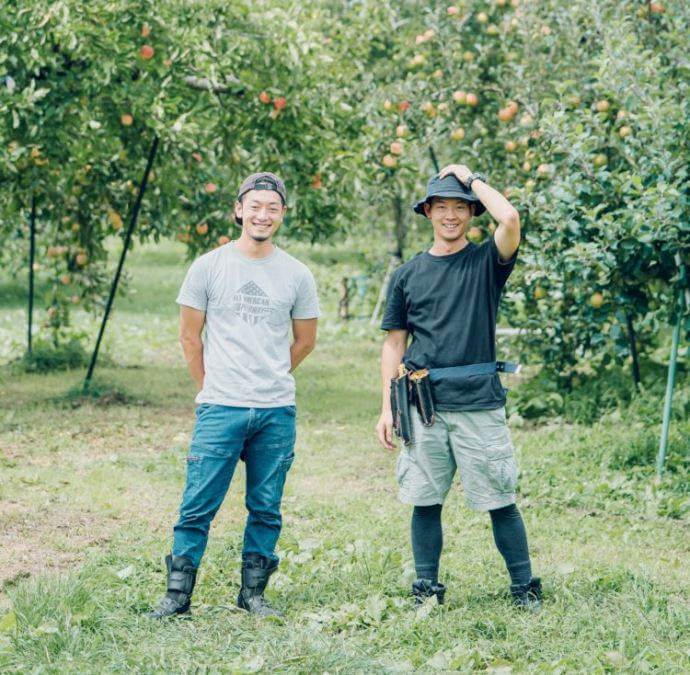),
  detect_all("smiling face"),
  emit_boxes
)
[234,189,287,242]
[423,197,474,243]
